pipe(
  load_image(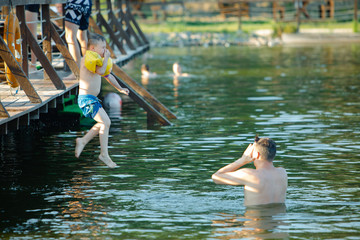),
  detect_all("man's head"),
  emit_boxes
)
[141,64,149,72]
[87,33,107,57]
[252,136,276,162]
